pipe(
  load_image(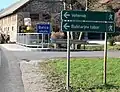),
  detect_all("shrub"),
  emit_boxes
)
[114,35,120,42]
[108,37,115,46]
